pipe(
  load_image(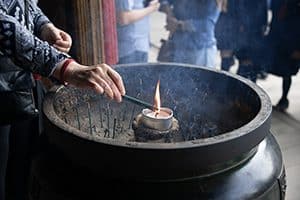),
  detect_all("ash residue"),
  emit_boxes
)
[53,87,224,143]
